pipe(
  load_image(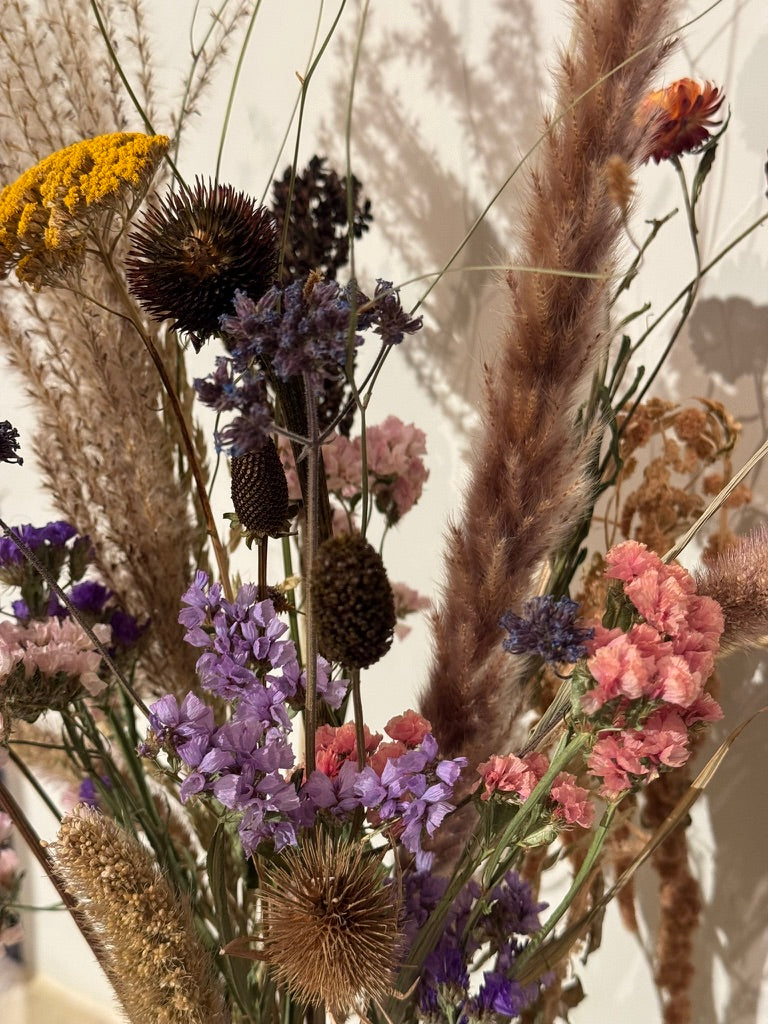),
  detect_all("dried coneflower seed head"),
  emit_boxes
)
[312,534,396,668]
[231,437,291,537]
[261,833,401,1016]
[126,177,278,349]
